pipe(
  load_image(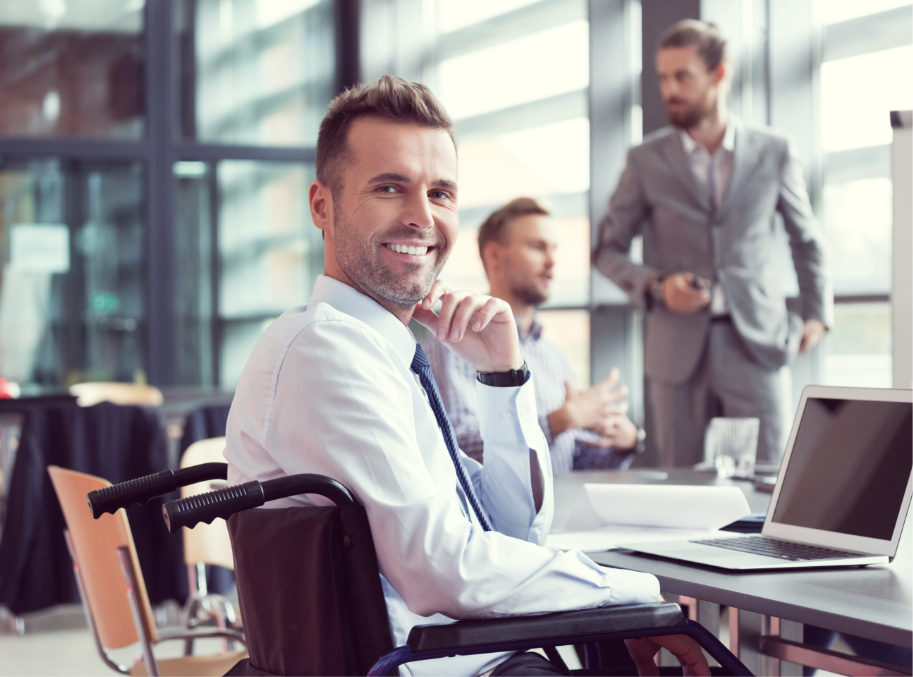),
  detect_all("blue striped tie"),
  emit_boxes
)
[411,344,492,531]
